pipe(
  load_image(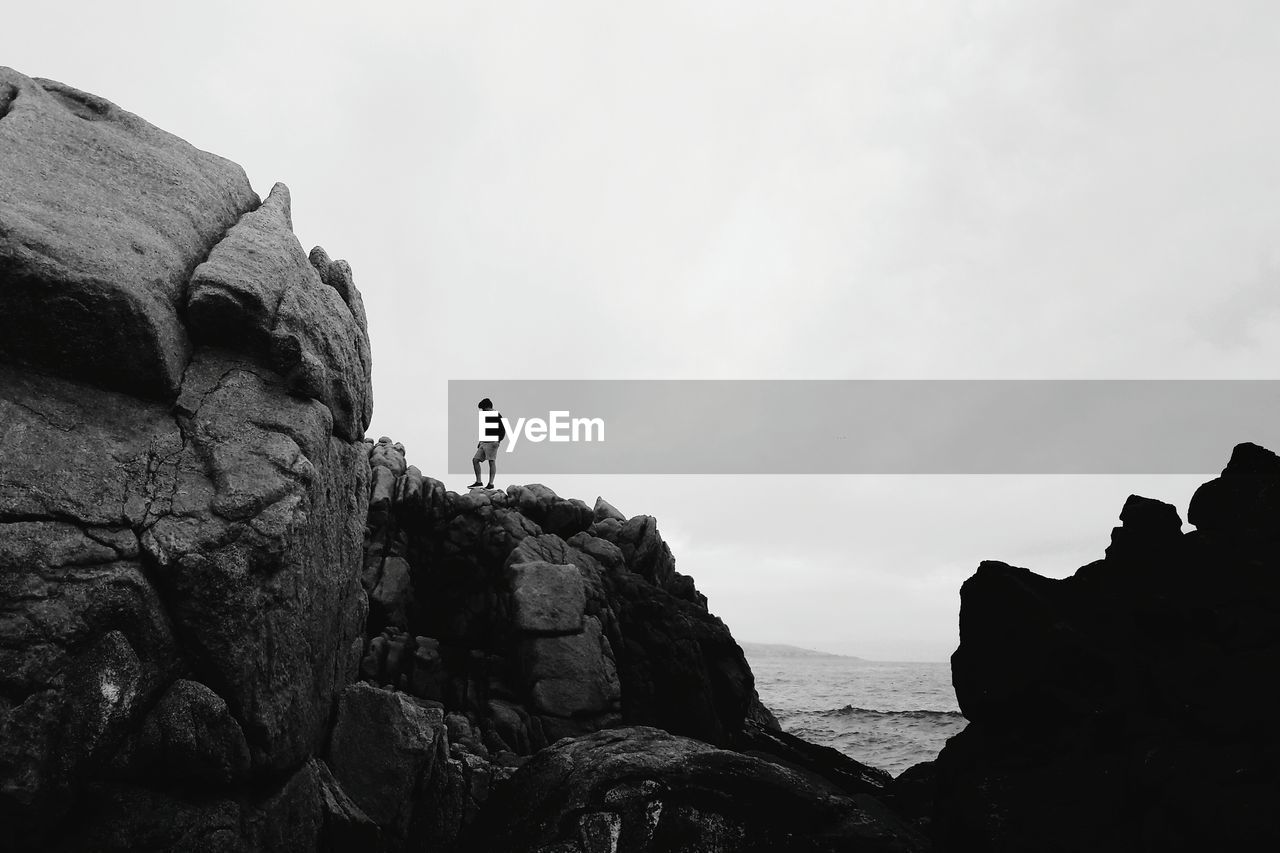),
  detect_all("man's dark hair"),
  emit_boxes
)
[478,398,493,409]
